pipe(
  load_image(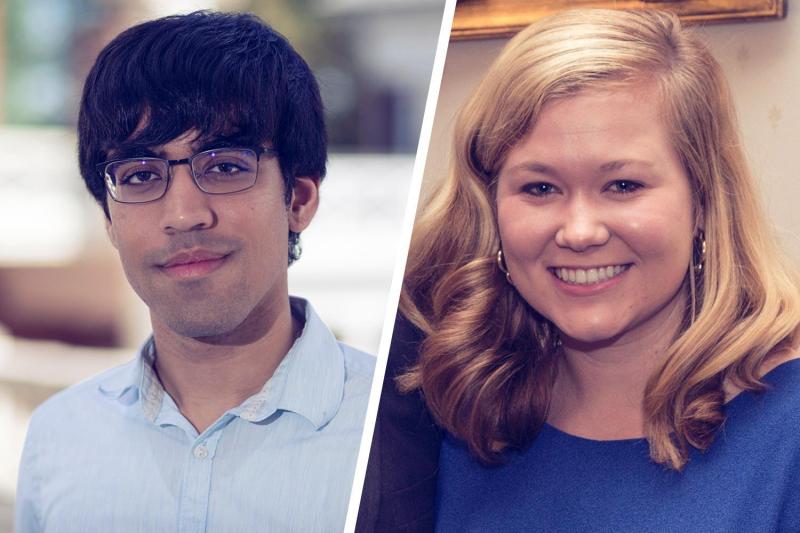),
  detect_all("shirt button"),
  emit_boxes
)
[194,444,208,459]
